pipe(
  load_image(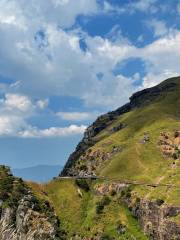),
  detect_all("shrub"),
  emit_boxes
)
[135,197,141,204]
[96,201,104,214]
[100,234,113,240]
[110,189,116,196]
[96,196,111,214]
[156,199,164,206]
[75,179,90,192]
[101,196,111,205]
[120,186,133,199]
